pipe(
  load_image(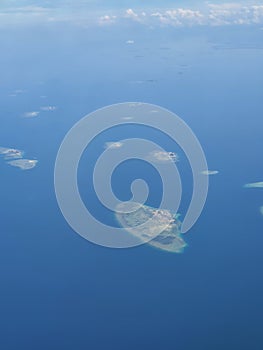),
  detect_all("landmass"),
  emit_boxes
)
[201,170,219,175]
[7,159,38,170]
[244,182,263,188]
[147,150,179,163]
[115,202,187,253]
[1,146,38,170]
[0,147,23,160]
